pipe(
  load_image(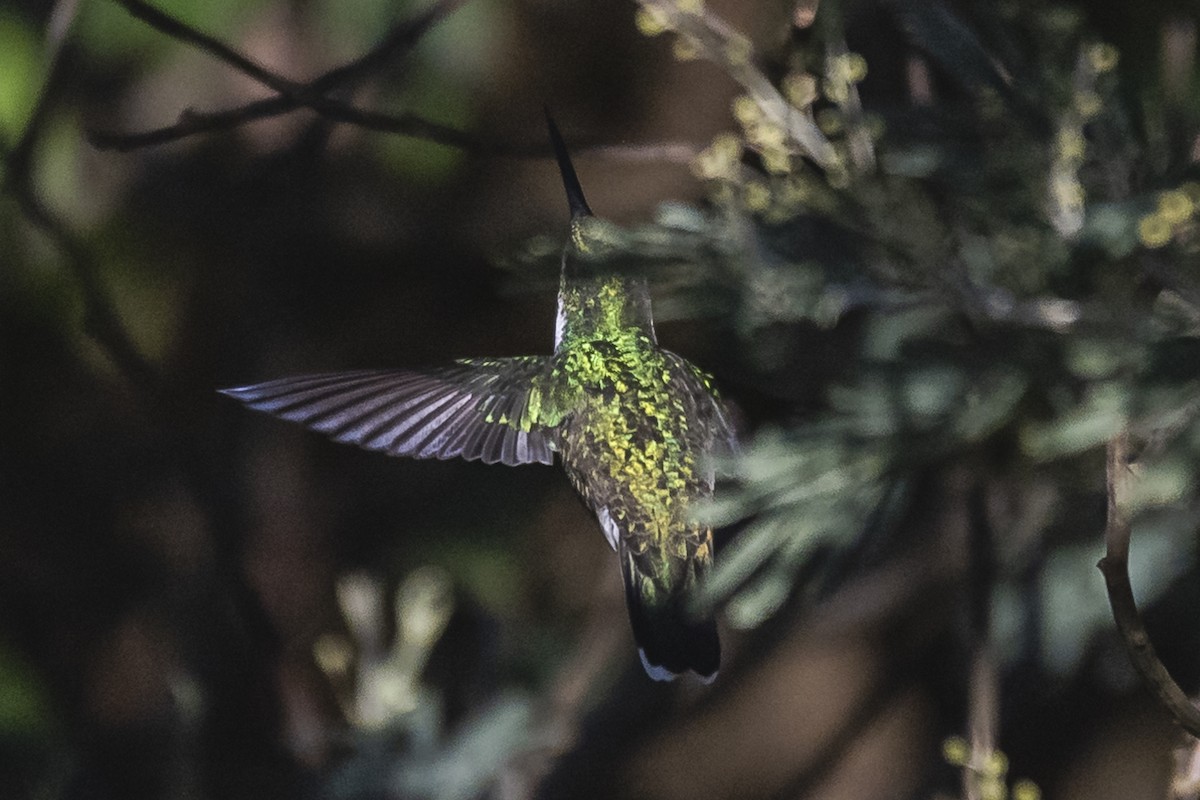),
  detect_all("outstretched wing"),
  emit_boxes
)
[220,357,556,466]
